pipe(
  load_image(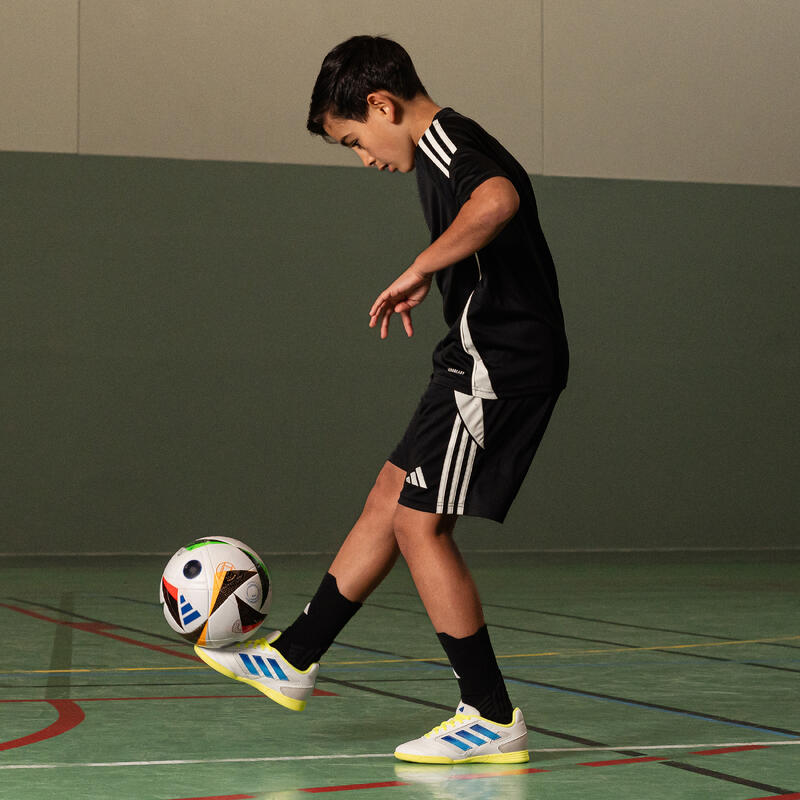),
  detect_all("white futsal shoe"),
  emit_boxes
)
[194,631,319,711]
[394,702,529,764]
